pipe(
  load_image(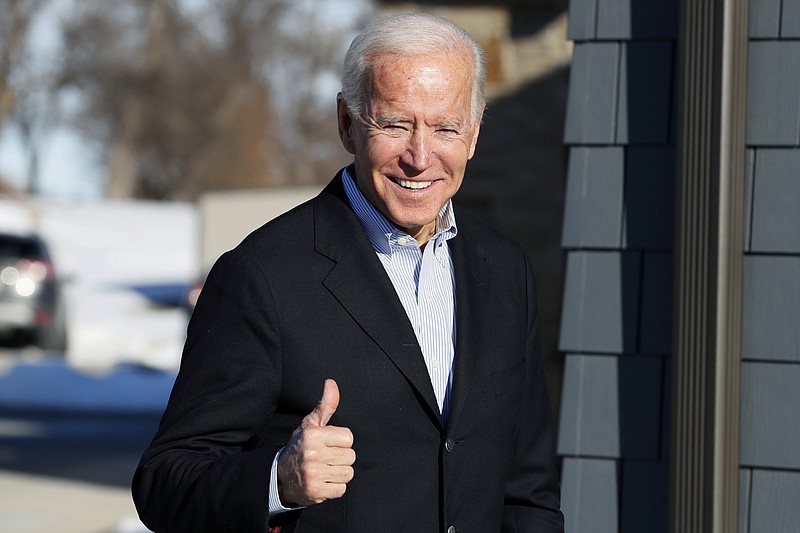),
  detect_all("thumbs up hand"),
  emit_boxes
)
[277,379,356,506]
